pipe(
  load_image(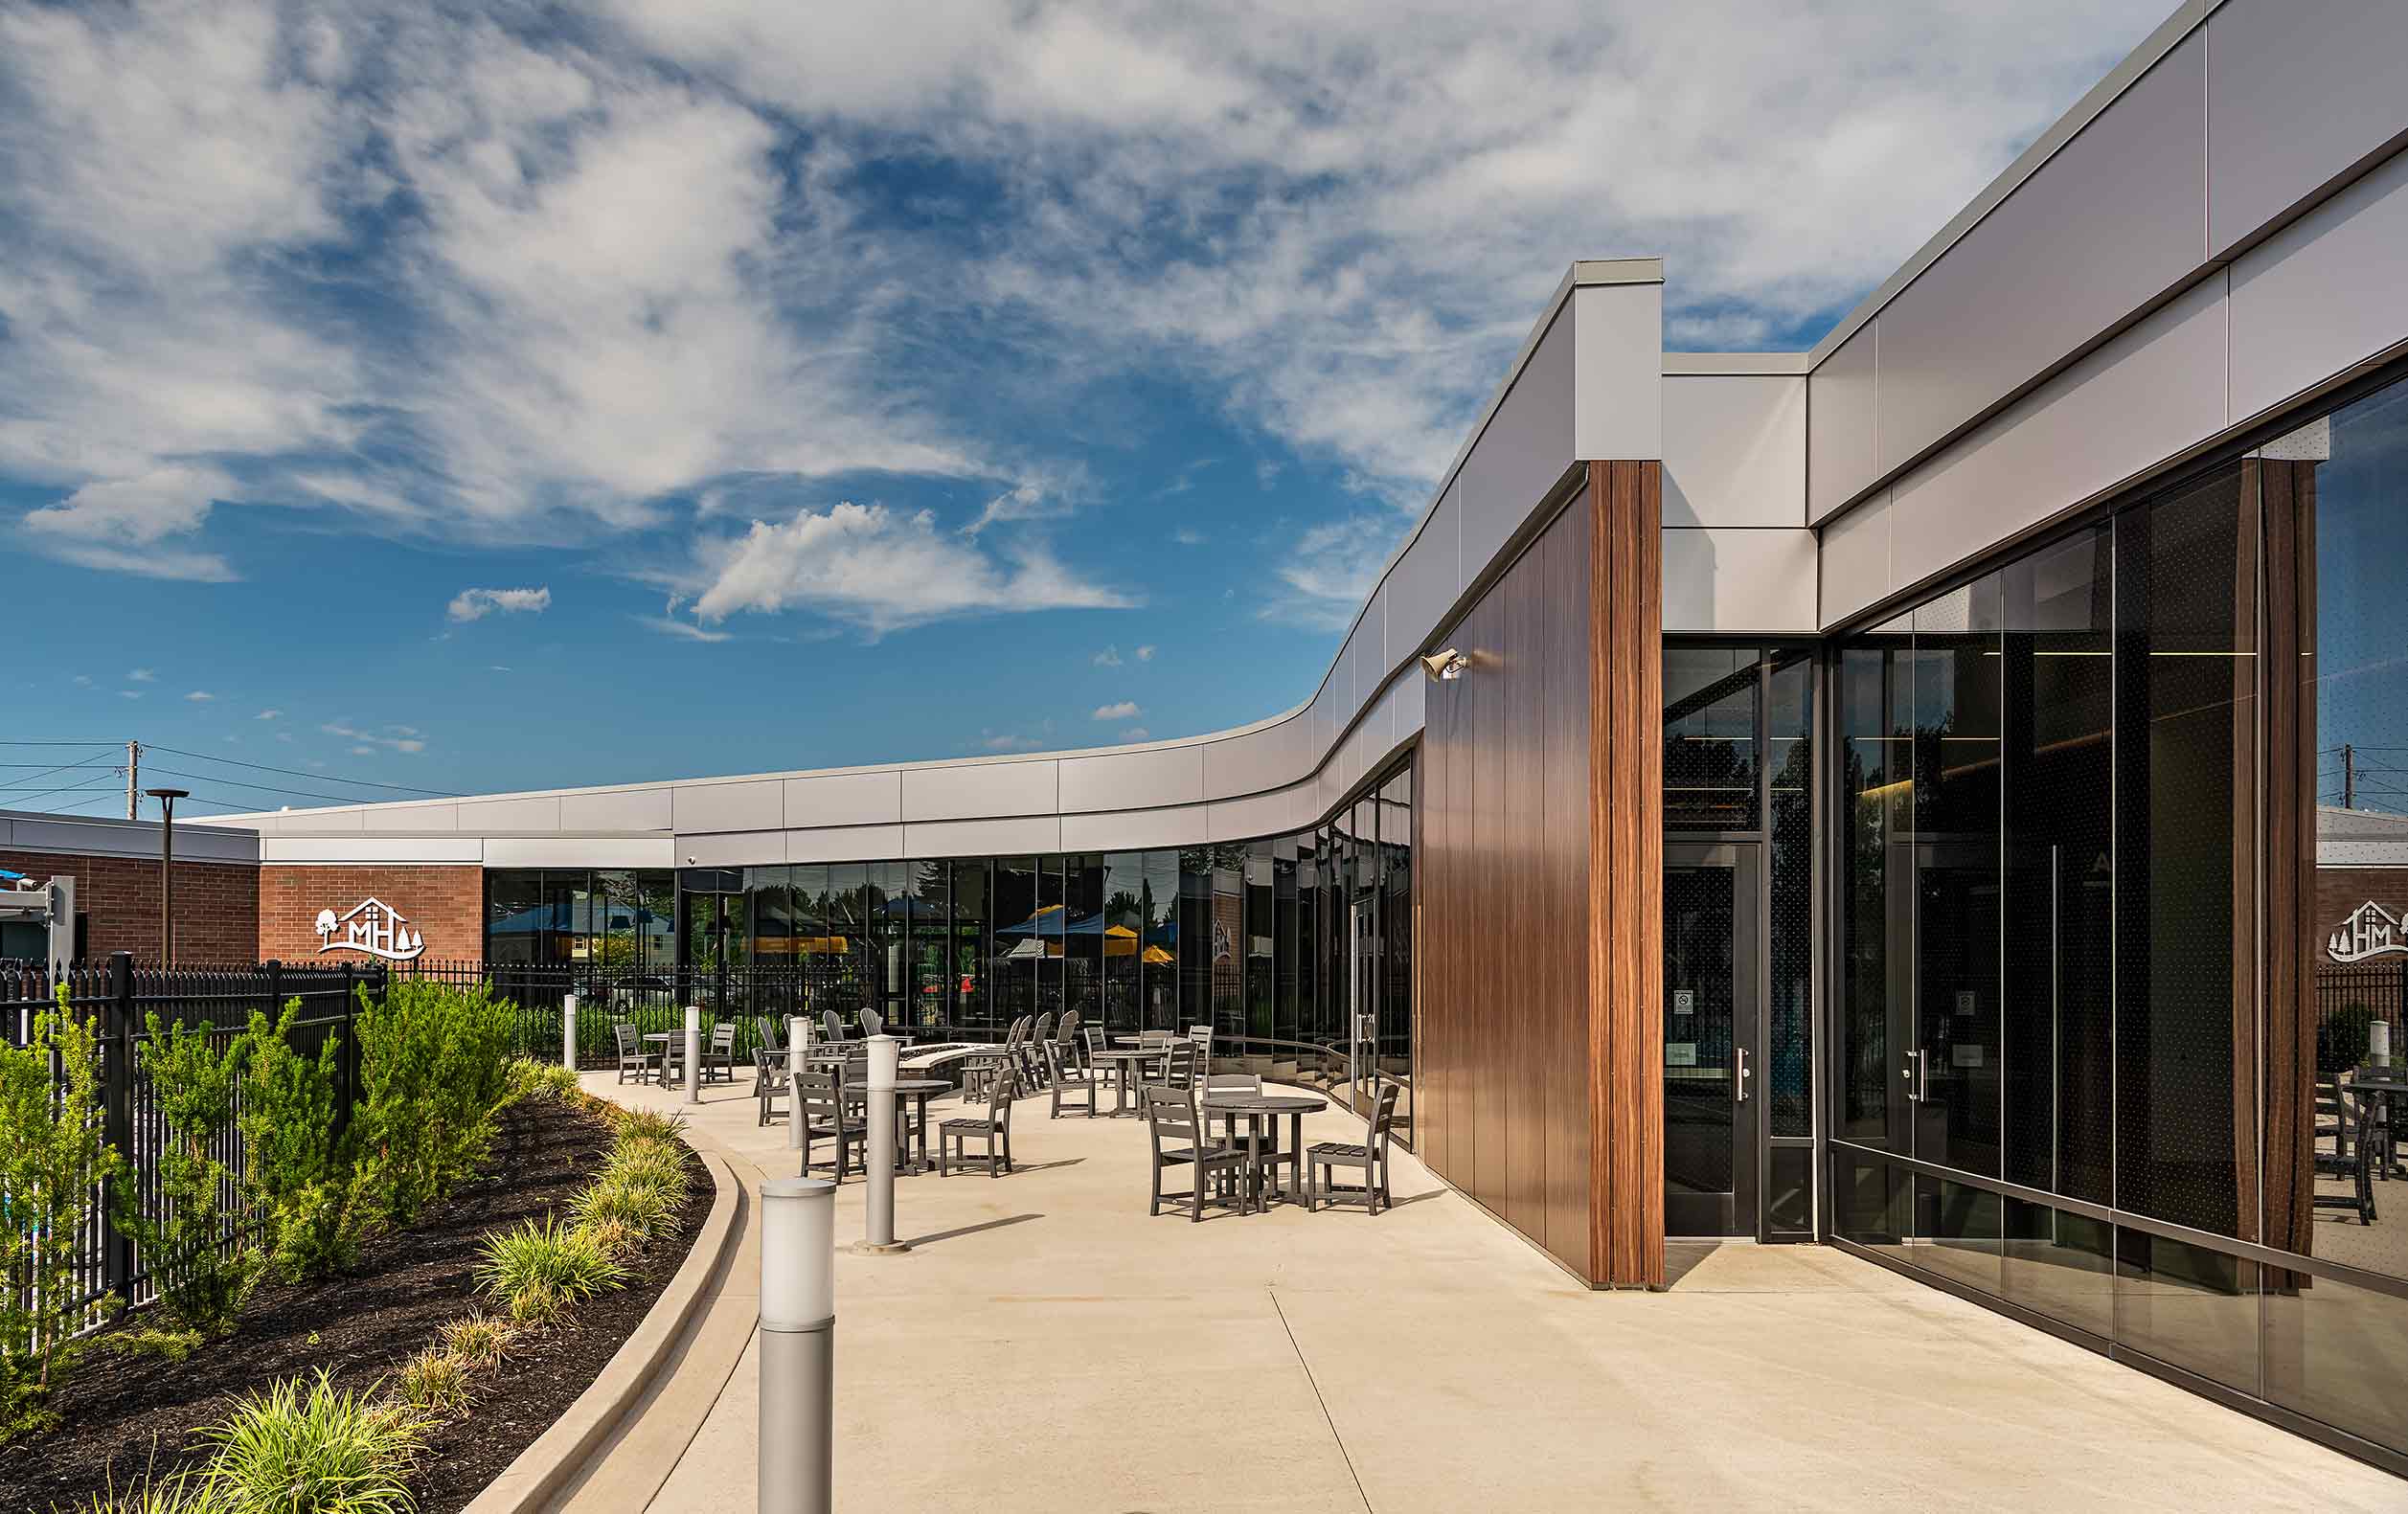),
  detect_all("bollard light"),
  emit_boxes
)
[561,994,579,1074]
[759,1177,835,1514]
[684,1004,702,1105]
[856,1034,909,1254]
[786,1015,806,1152]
